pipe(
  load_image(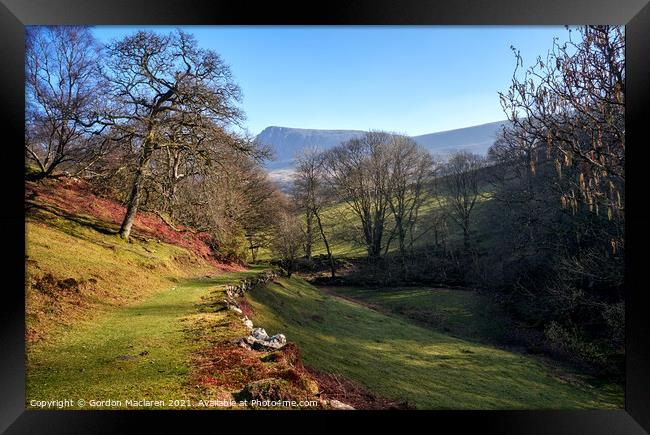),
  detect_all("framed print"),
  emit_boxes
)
[1,0,648,432]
